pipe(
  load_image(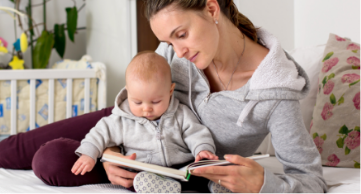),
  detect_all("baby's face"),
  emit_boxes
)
[127,79,175,121]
